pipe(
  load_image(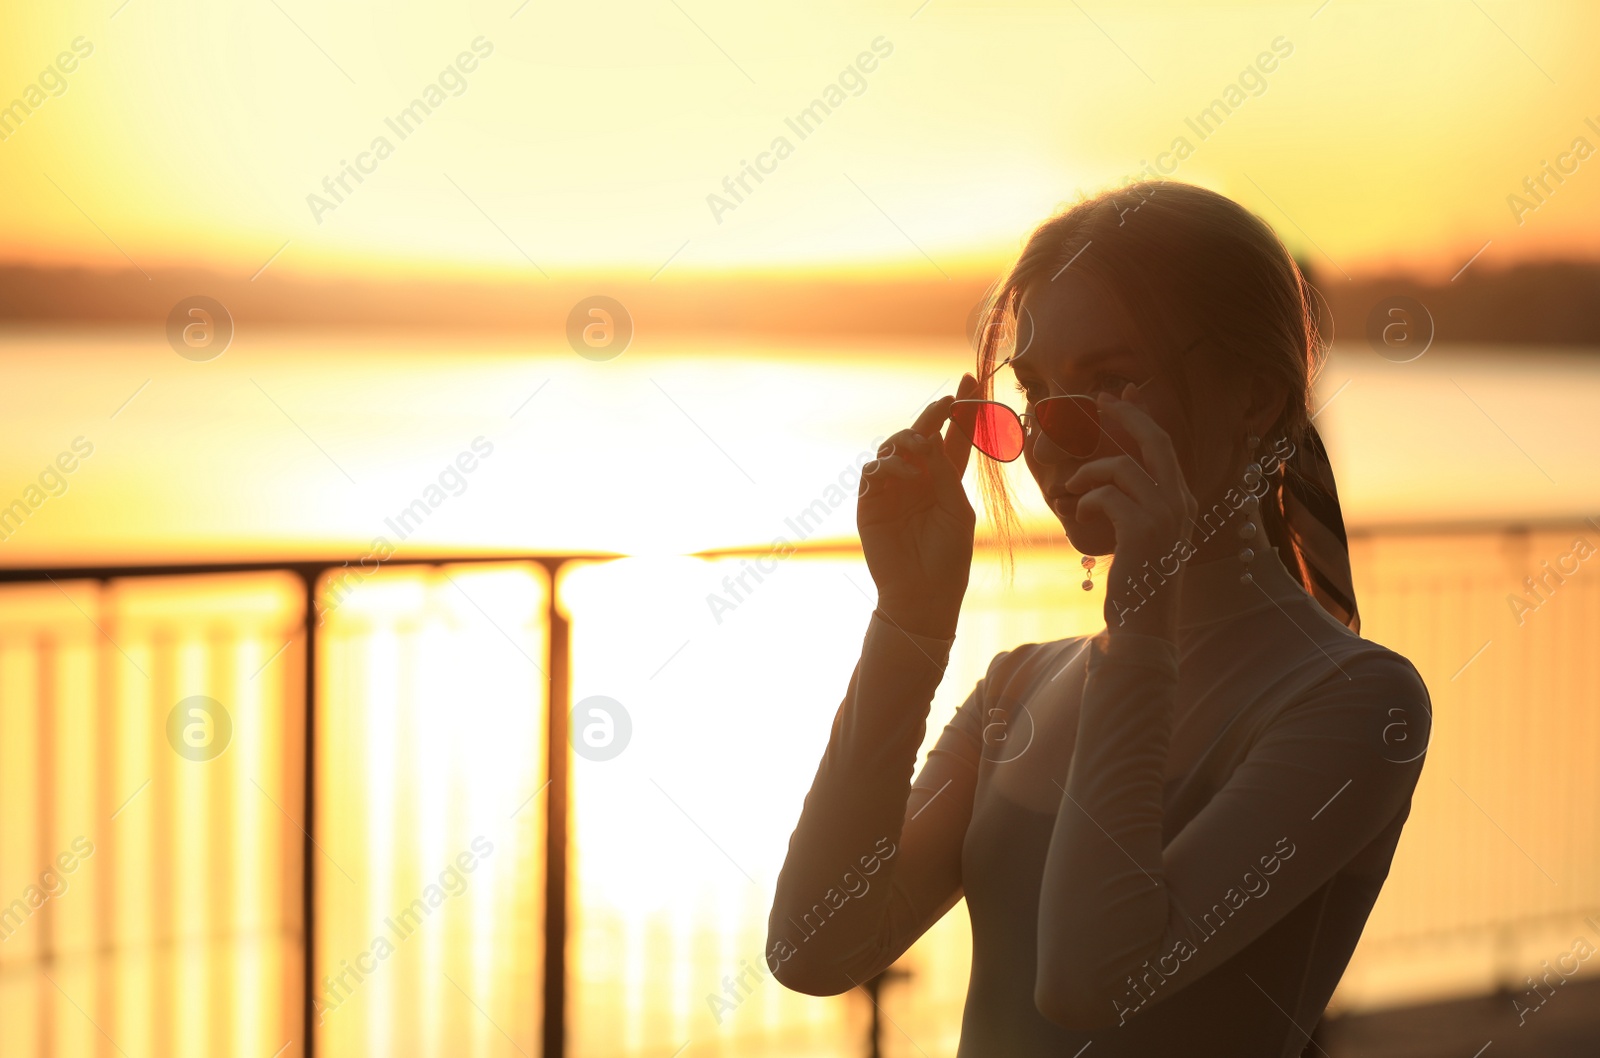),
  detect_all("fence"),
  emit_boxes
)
[0,521,1596,1057]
